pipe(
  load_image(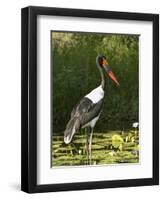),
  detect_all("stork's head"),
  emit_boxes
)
[96,55,120,86]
